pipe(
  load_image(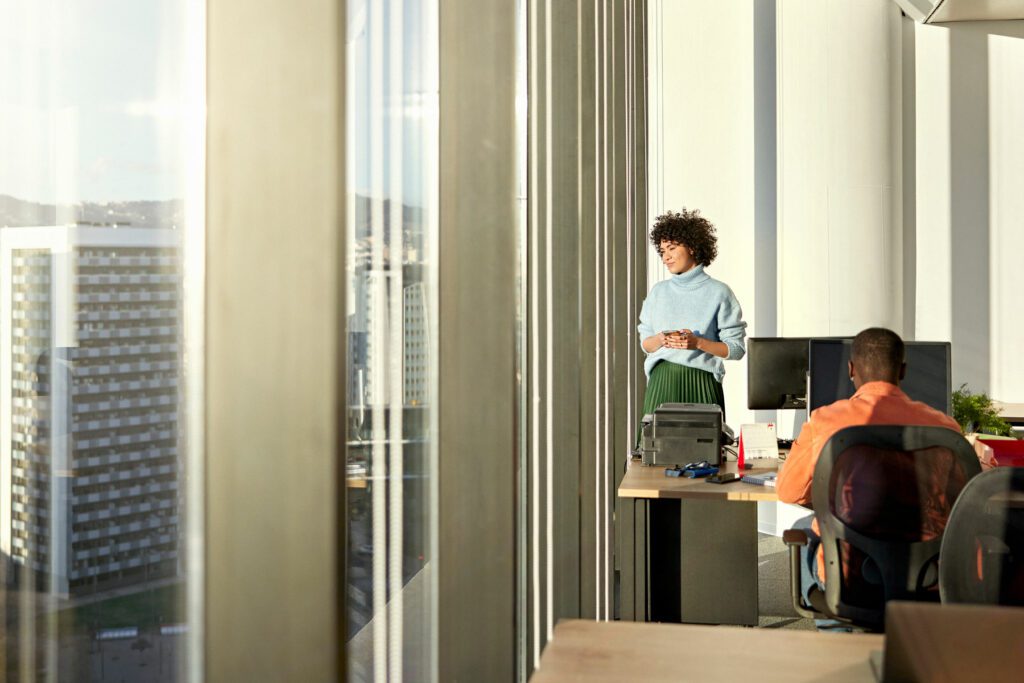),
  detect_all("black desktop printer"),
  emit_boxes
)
[639,403,723,467]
